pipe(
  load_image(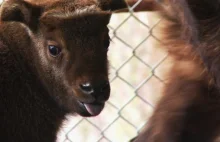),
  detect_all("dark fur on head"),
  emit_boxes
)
[133,0,220,142]
[0,0,127,142]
